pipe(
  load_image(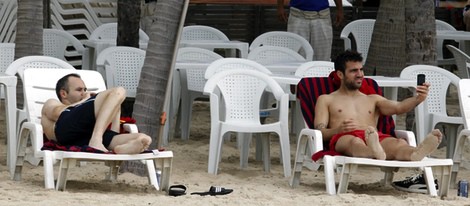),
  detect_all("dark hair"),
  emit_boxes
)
[56,73,81,101]
[334,50,363,73]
